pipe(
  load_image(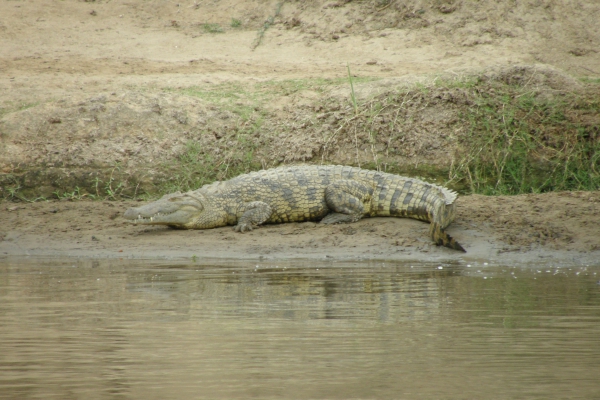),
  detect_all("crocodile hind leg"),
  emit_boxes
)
[234,201,273,232]
[321,180,374,224]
